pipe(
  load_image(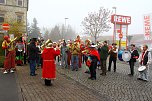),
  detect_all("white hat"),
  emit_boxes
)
[47,43,52,47]
[90,44,97,48]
